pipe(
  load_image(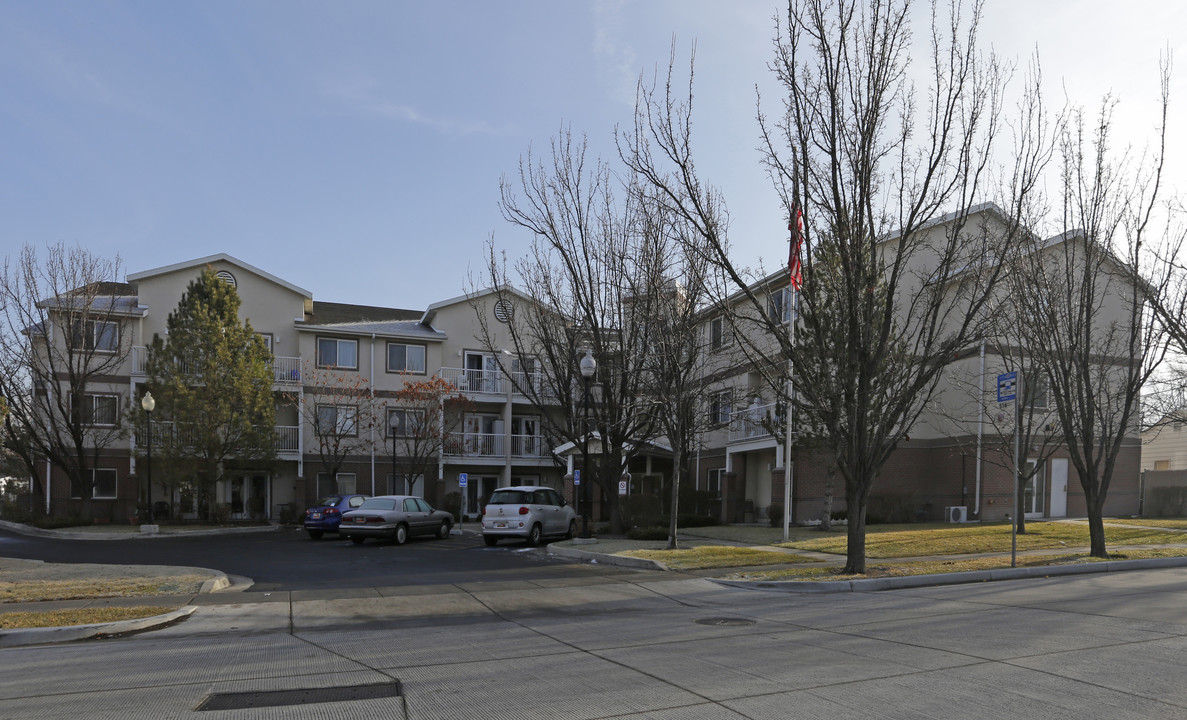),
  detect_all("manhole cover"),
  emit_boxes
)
[695,617,756,626]
[196,682,402,711]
